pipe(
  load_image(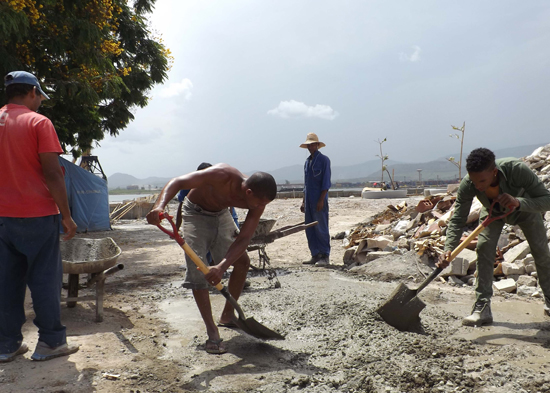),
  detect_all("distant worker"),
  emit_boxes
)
[0,71,80,362]
[437,148,550,326]
[300,133,331,267]
[146,164,277,354]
